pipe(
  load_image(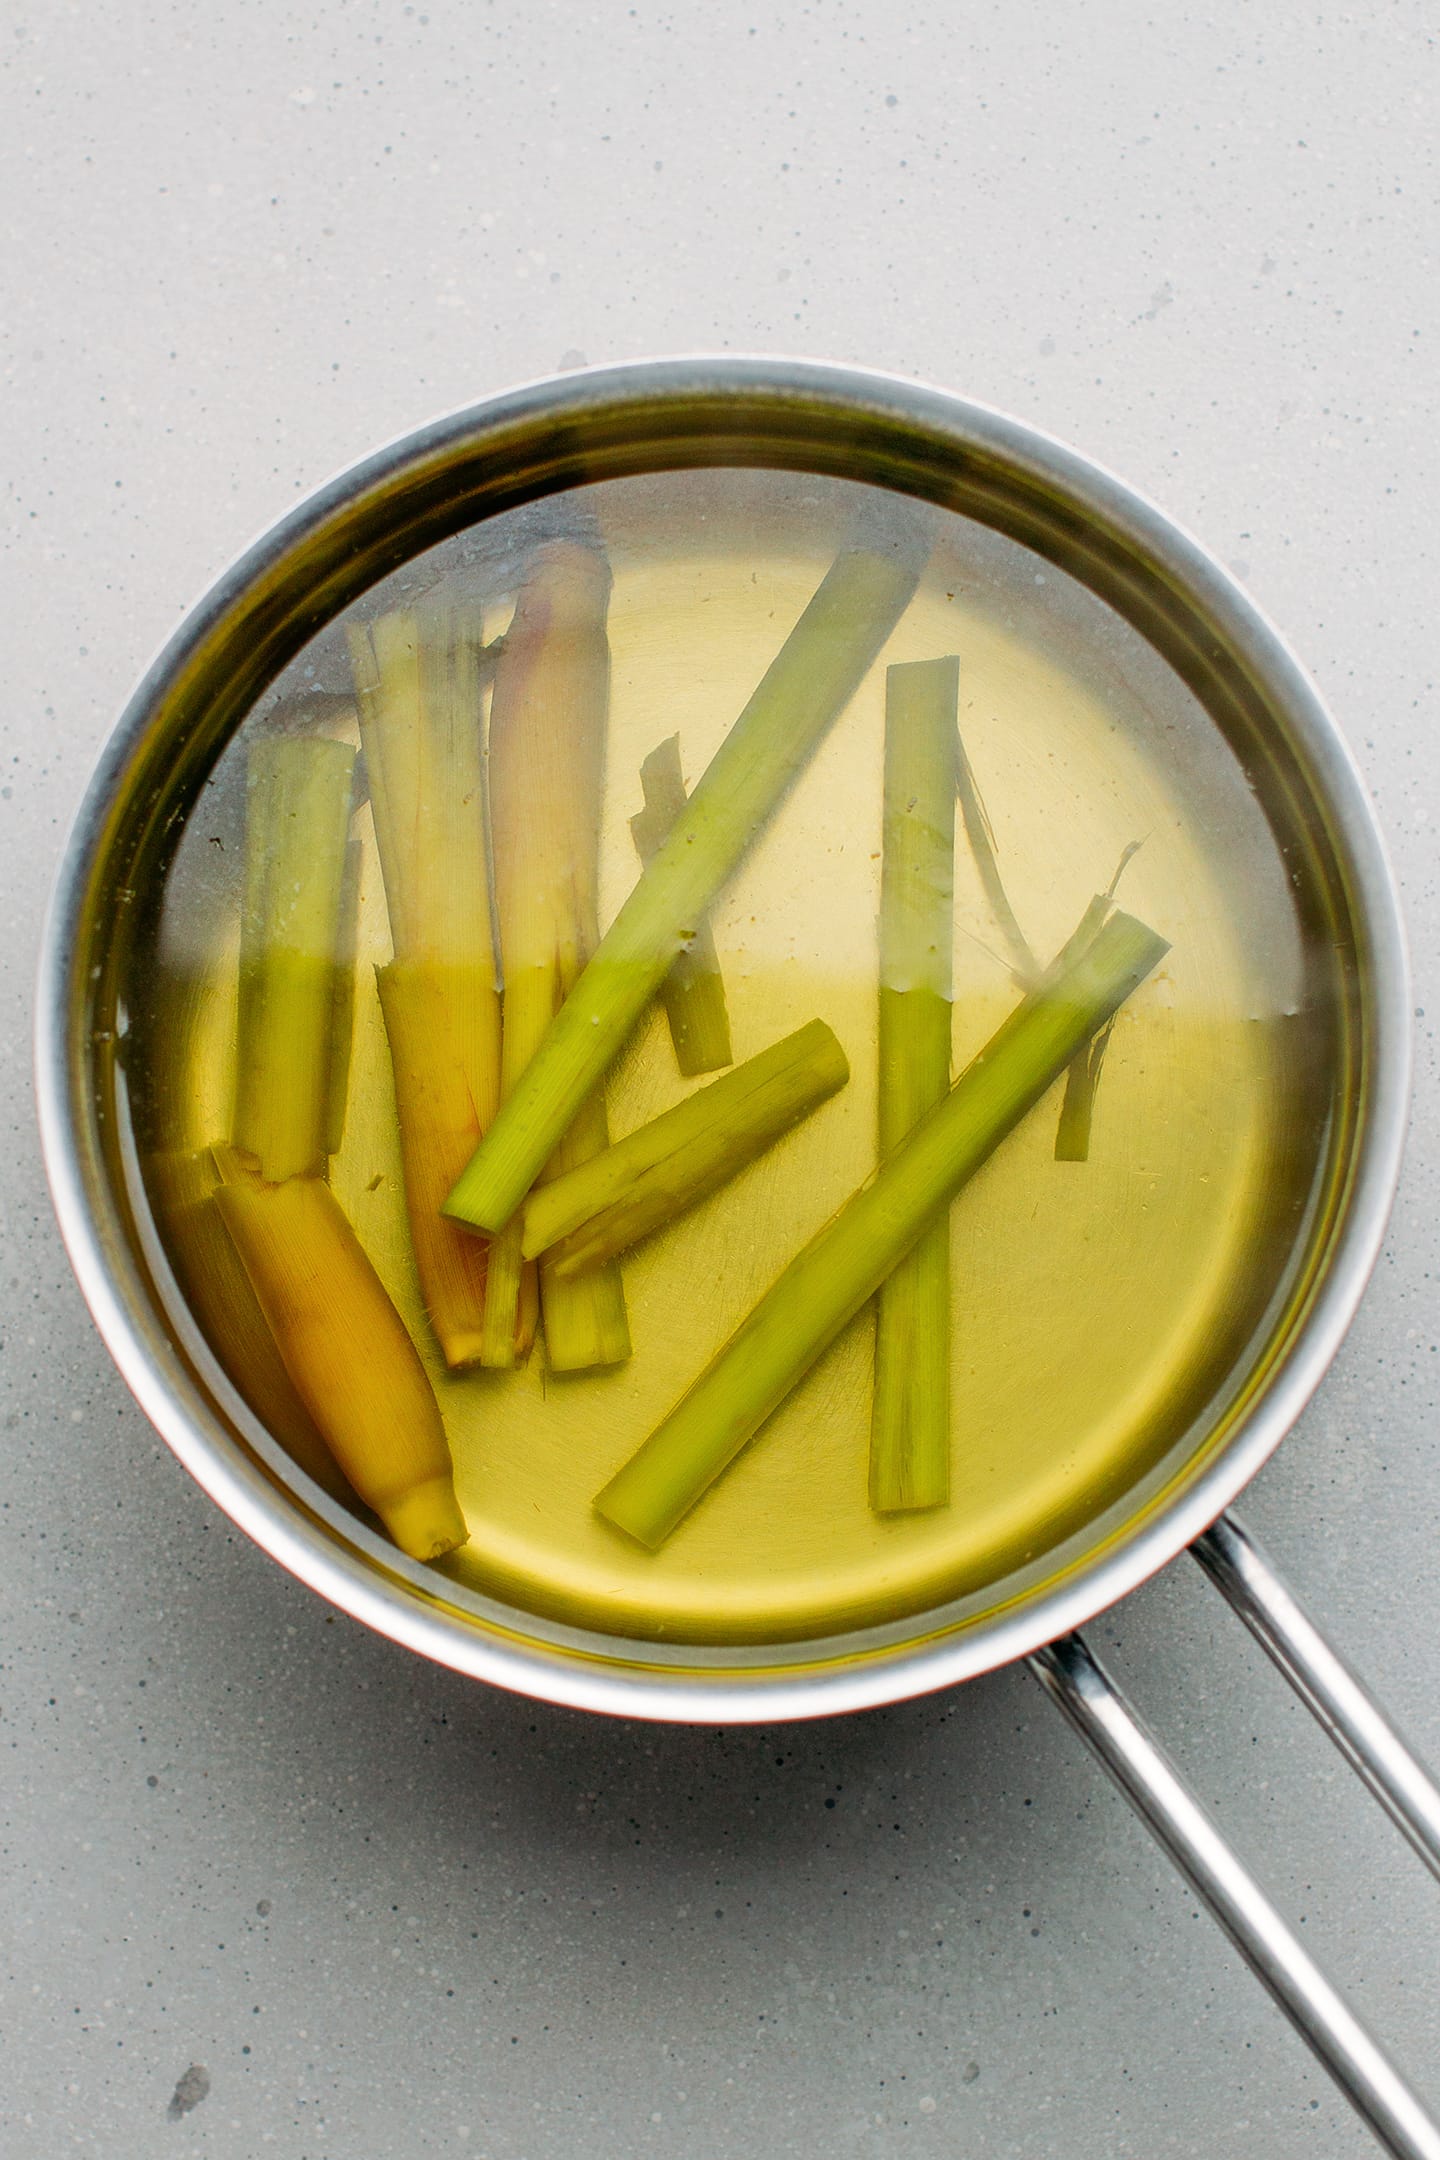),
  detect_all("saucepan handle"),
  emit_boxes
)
[1192,1511,1440,1881]
[1030,1628,1440,2160]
